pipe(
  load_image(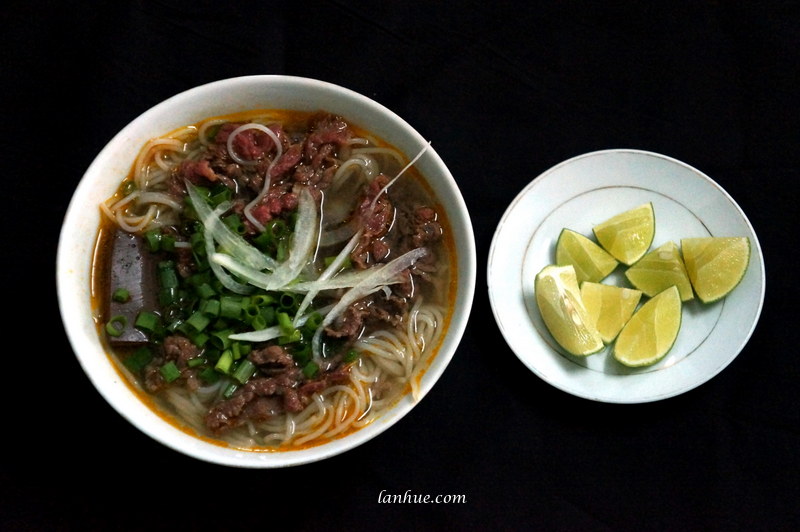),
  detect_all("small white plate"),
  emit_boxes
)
[487,149,765,403]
